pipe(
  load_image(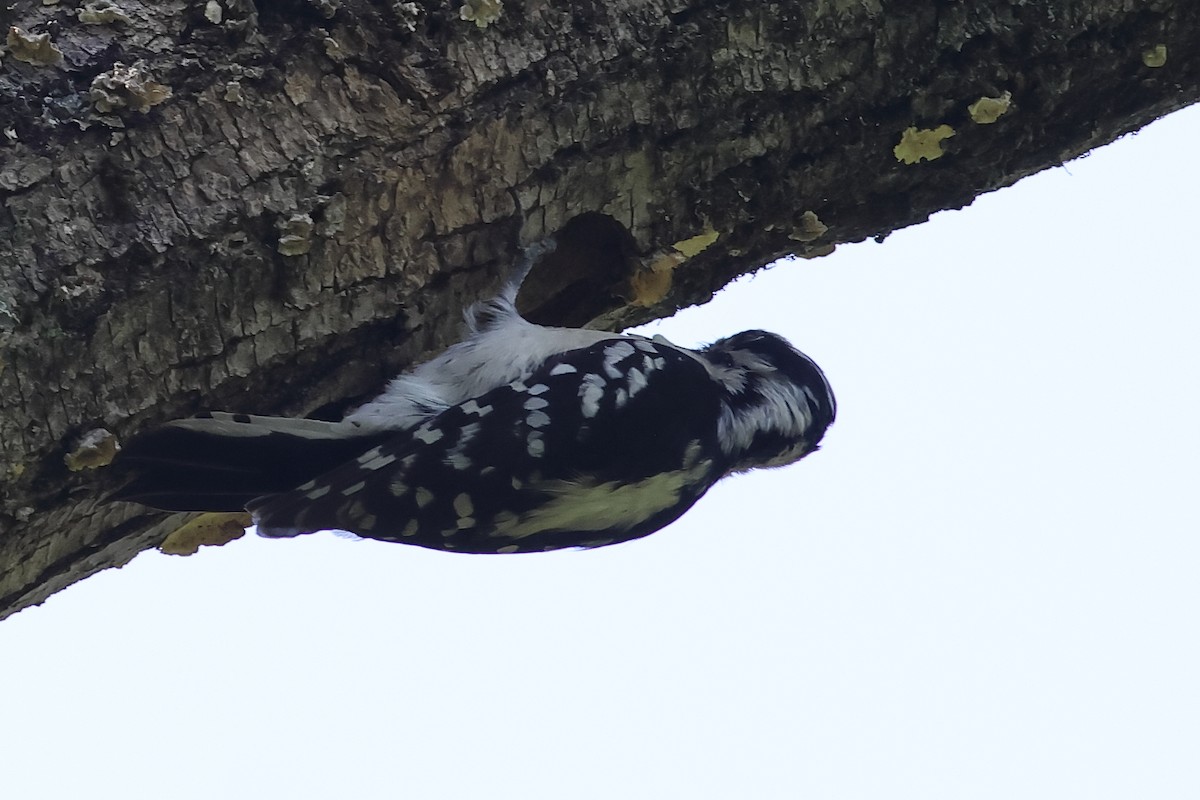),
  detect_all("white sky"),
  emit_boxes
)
[3,103,1198,800]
